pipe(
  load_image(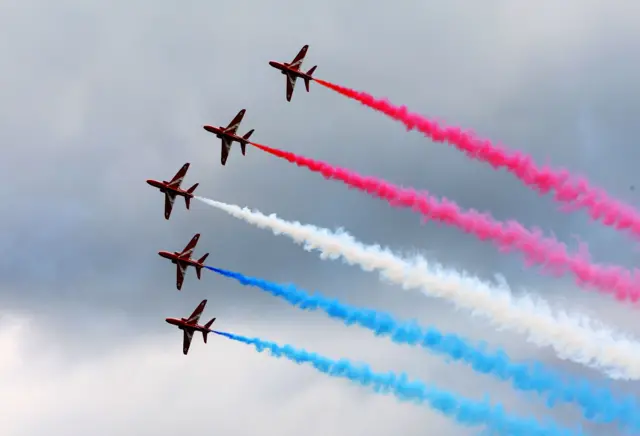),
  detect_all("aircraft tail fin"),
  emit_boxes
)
[196,253,209,279]
[203,318,216,343]
[304,66,317,92]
